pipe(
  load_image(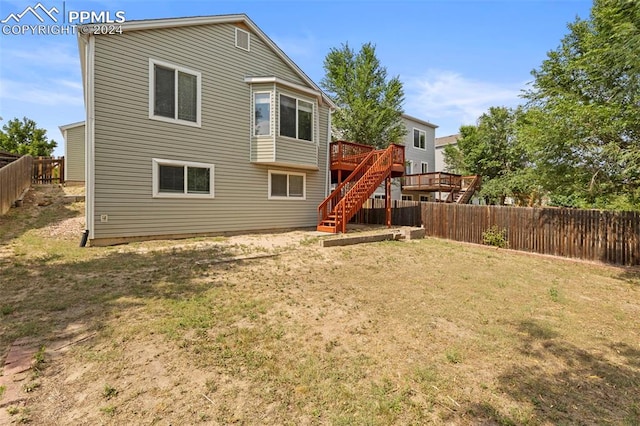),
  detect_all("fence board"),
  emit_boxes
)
[0,155,33,215]
[357,201,640,266]
[32,157,64,184]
